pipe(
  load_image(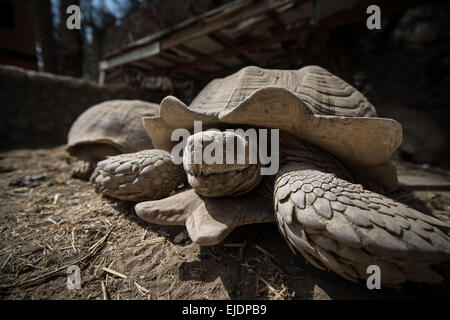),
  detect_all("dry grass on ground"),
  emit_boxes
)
[0,146,449,300]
